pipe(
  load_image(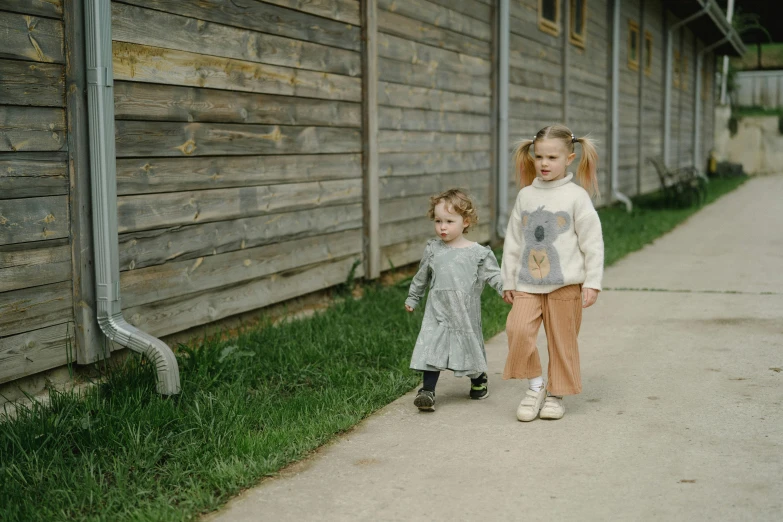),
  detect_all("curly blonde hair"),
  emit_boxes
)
[427,188,478,232]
